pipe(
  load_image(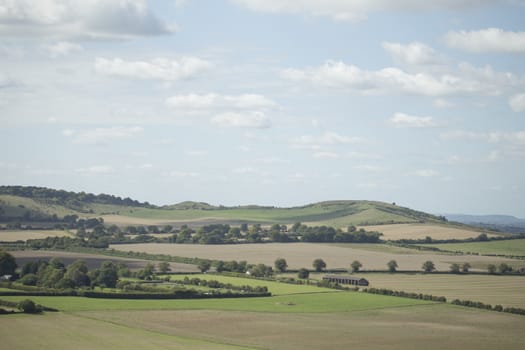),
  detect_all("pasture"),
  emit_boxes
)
[419,239,525,256]
[1,295,524,350]
[110,242,519,271]
[357,223,491,240]
[0,229,73,242]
